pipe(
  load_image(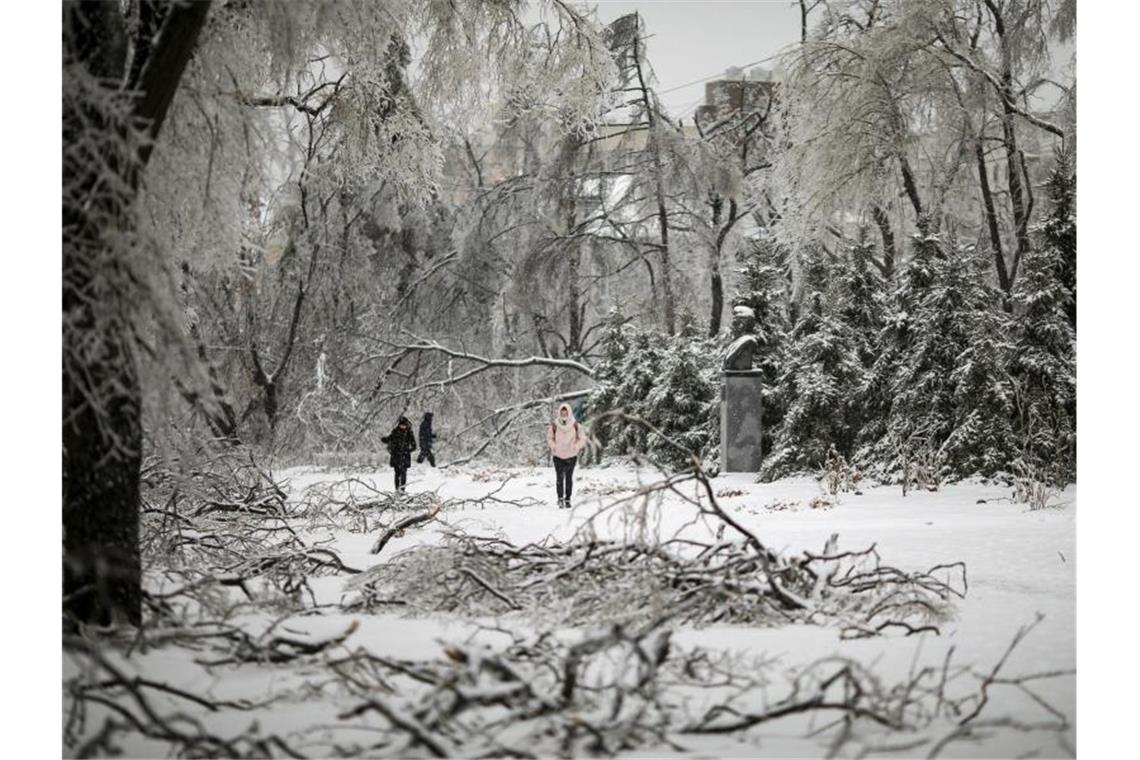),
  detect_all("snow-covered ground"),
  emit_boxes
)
[65,463,1075,758]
